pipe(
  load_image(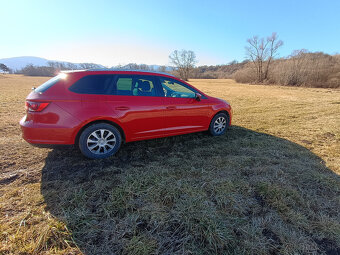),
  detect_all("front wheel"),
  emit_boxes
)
[209,113,229,136]
[79,123,122,159]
